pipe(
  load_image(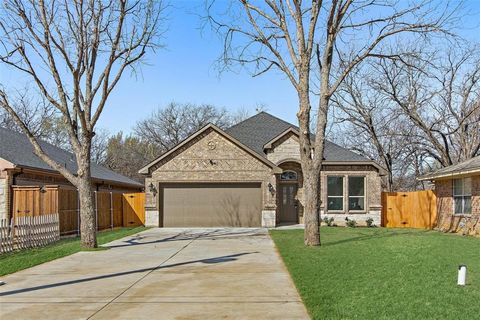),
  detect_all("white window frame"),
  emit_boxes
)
[327,176,344,212]
[348,176,366,213]
[453,178,472,215]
